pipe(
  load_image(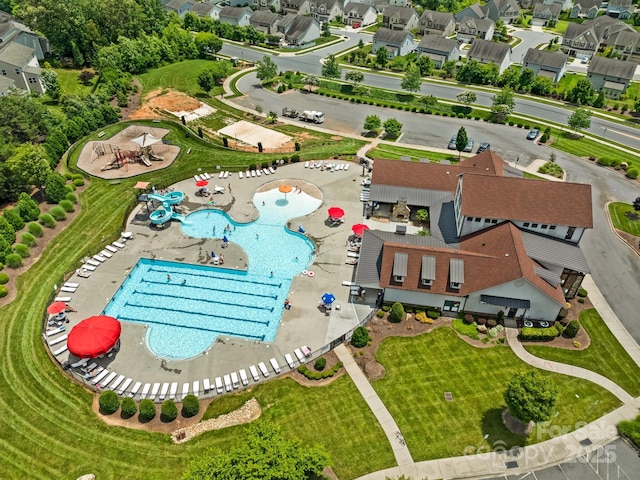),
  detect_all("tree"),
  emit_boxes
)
[6,144,52,192]
[197,69,214,94]
[566,78,595,105]
[633,197,640,211]
[531,76,553,96]
[321,21,331,37]
[321,54,342,79]
[519,68,535,89]
[16,192,40,222]
[441,60,456,78]
[194,32,223,57]
[400,64,422,94]
[592,90,606,108]
[457,91,476,106]
[416,56,433,76]
[504,371,558,424]
[78,69,96,86]
[568,107,592,134]
[183,422,330,480]
[345,70,364,86]
[301,74,319,92]
[45,173,67,203]
[491,87,515,121]
[455,126,468,159]
[363,115,381,134]
[255,55,278,82]
[375,47,388,69]
[41,69,61,100]
[497,65,521,89]
[383,118,402,138]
